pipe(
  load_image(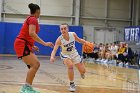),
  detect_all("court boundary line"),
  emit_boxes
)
[0,81,139,91]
